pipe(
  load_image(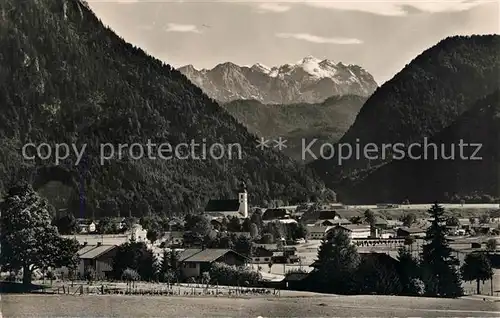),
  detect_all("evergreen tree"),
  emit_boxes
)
[396,246,422,295]
[160,249,181,283]
[311,230,360,294]
[421,203,463,297]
